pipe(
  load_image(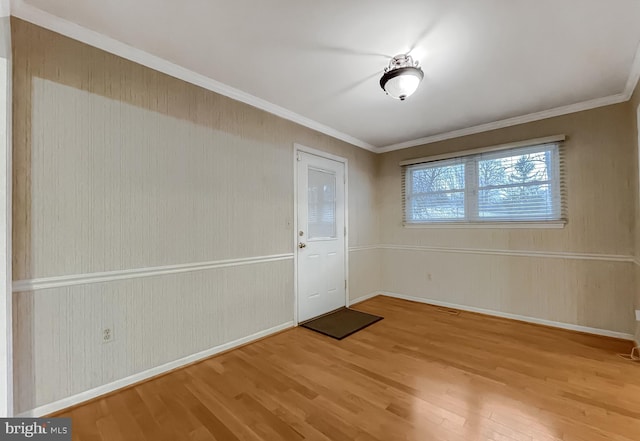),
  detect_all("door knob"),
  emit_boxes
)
[298,242,307,249]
